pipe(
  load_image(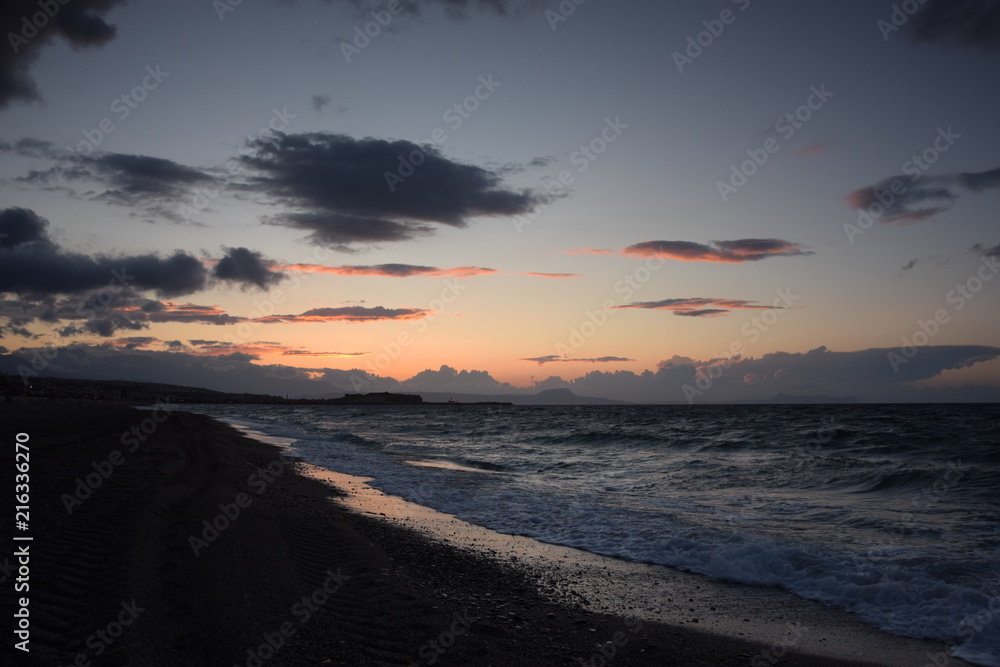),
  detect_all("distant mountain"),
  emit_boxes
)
[417,387,627,405]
